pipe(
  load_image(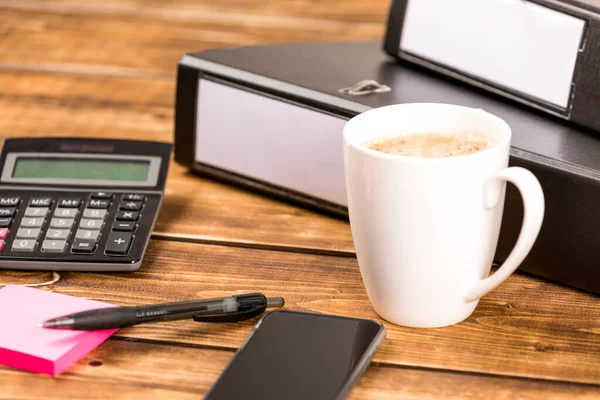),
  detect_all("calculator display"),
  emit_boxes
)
[1,153,162,187]
[12,158,150,182]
